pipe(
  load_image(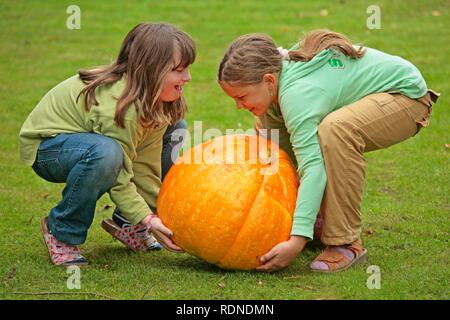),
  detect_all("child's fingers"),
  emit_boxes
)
[256,258,277,272]
[151,217,184,252]
[260,248,277,264]
[165,241,184,253]
[159,225,174,238]
[153,231,184,253]
[256,248,280,272]
[152,218,174,238]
